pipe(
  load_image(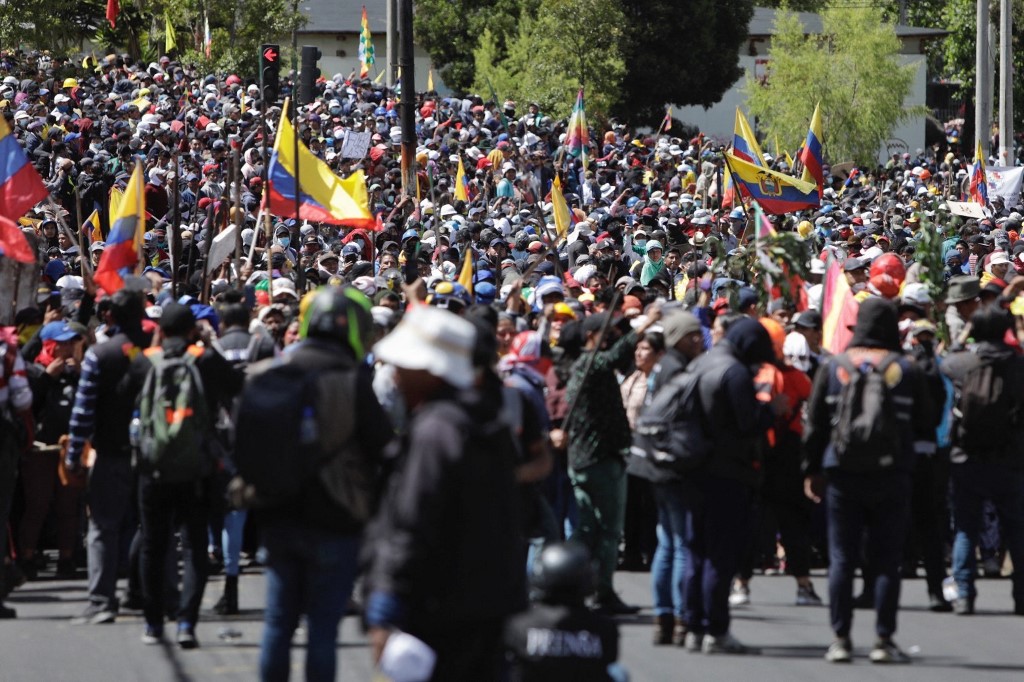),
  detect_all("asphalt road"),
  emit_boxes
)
[2,563,1024,681]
